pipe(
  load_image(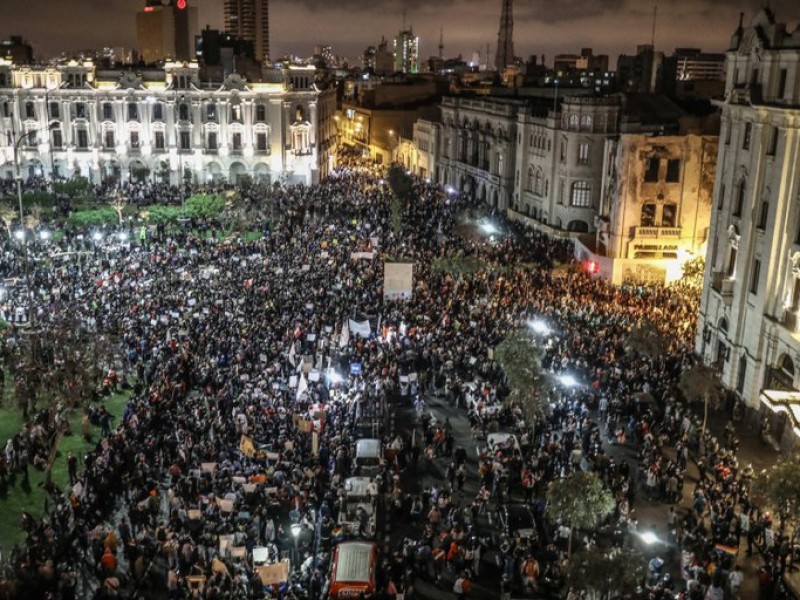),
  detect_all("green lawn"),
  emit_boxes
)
[0,388,130,552]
